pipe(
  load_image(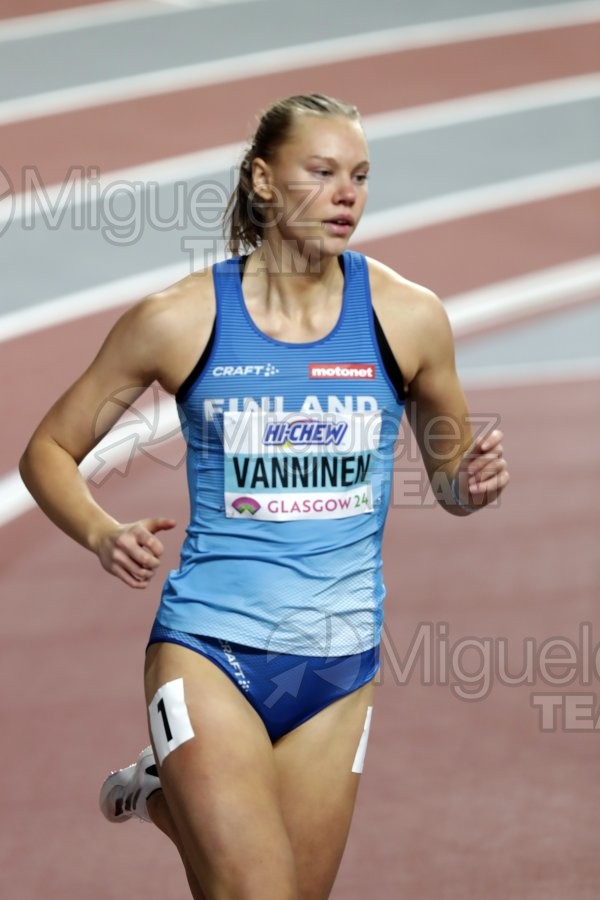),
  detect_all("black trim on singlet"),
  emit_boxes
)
[338,252,406,402]
[373,310,407,402]
[176,320,216,403]
[175,257,251,403]
[176,256,255,403]
[176,254,406,403]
